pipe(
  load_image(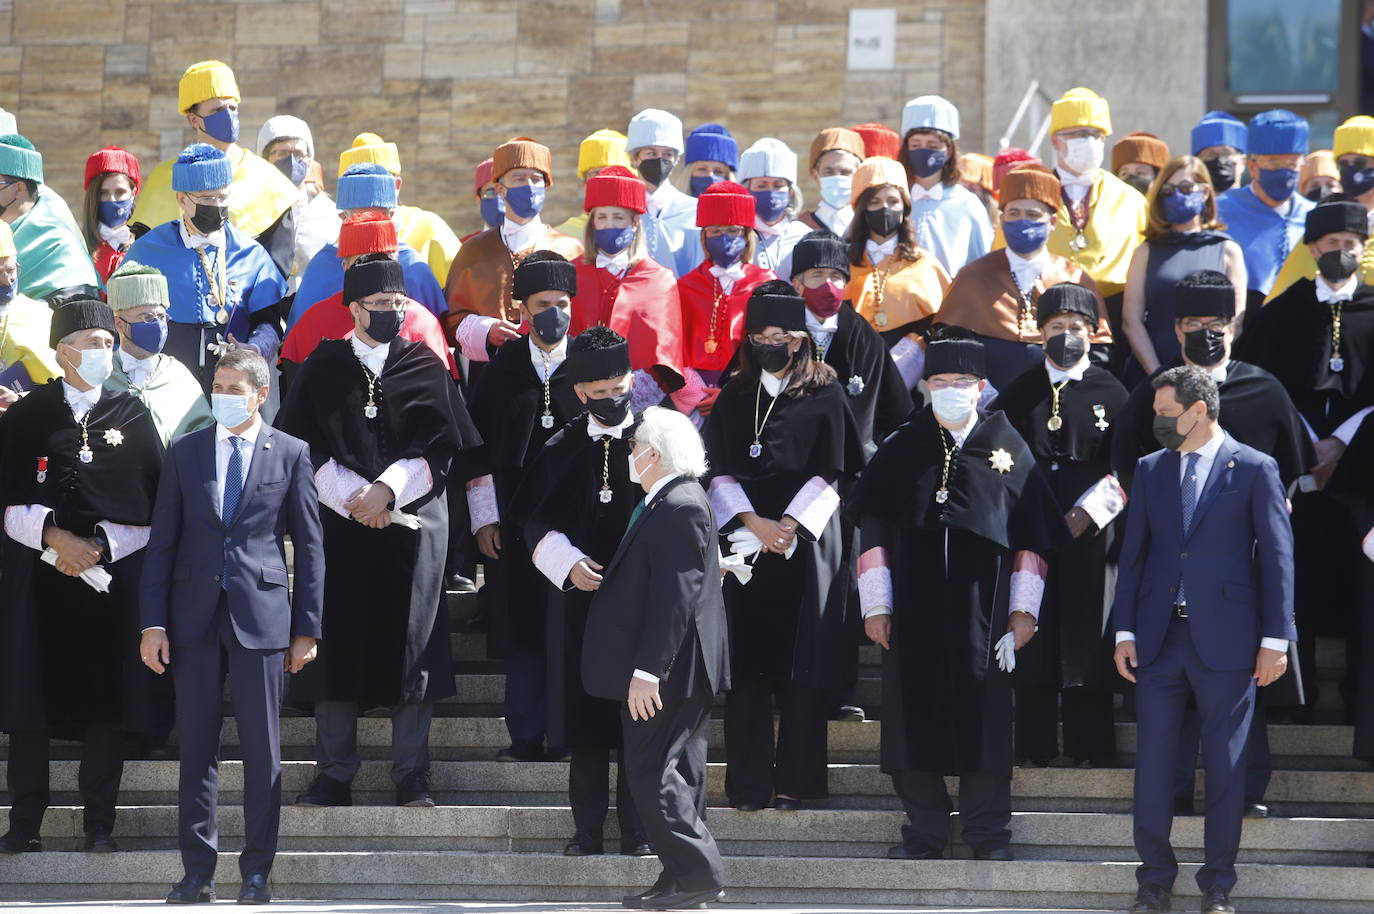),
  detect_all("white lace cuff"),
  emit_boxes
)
[784,475,840,540]
[4,504,52,551]
[857,546,893,619]
[376,457,432,510]
[1075,474,1127,529]
[707,475,754,530]
[314,459,365,520]
[1009,551,1049,621]
[532,530,588,588]
[456,313,498,363]
[96,521,151,561]
[466,474,500,532]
